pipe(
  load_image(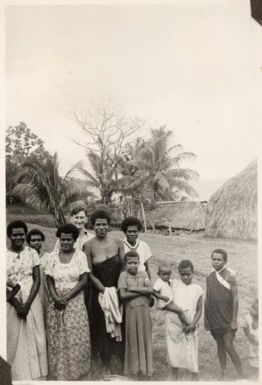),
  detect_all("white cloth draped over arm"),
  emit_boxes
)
[98,287,123,341]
